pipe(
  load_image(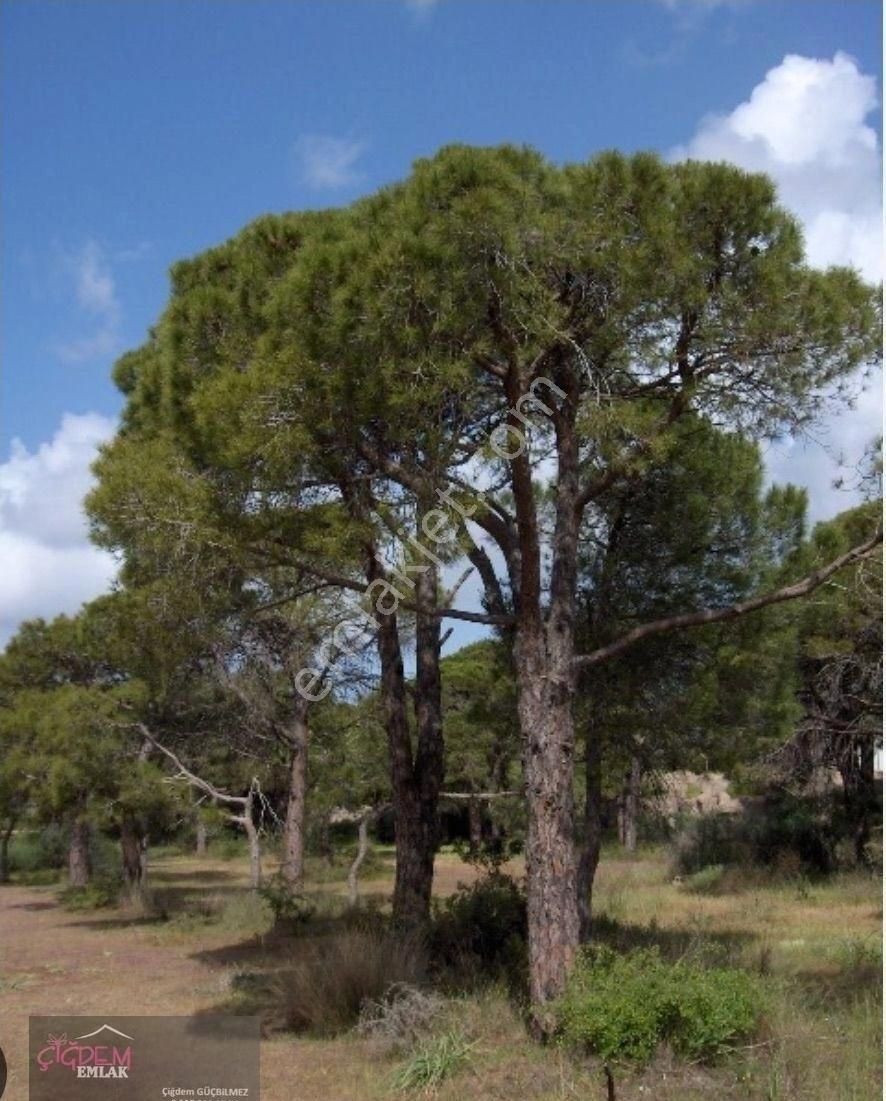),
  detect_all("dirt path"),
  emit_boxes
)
[0,877,377,1101]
